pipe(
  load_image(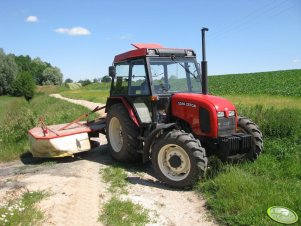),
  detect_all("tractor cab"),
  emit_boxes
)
[110,43,201,96]
[108,44,202,124]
